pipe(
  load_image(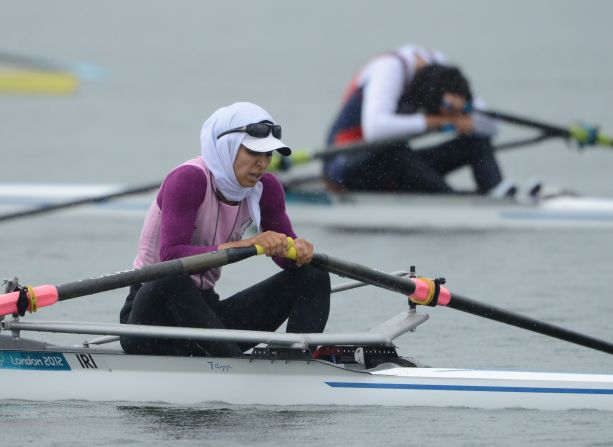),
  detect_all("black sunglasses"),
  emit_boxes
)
[216,122,282,140]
